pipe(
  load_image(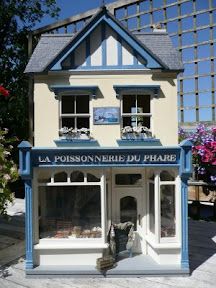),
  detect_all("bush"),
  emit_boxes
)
[0,128,19,216]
